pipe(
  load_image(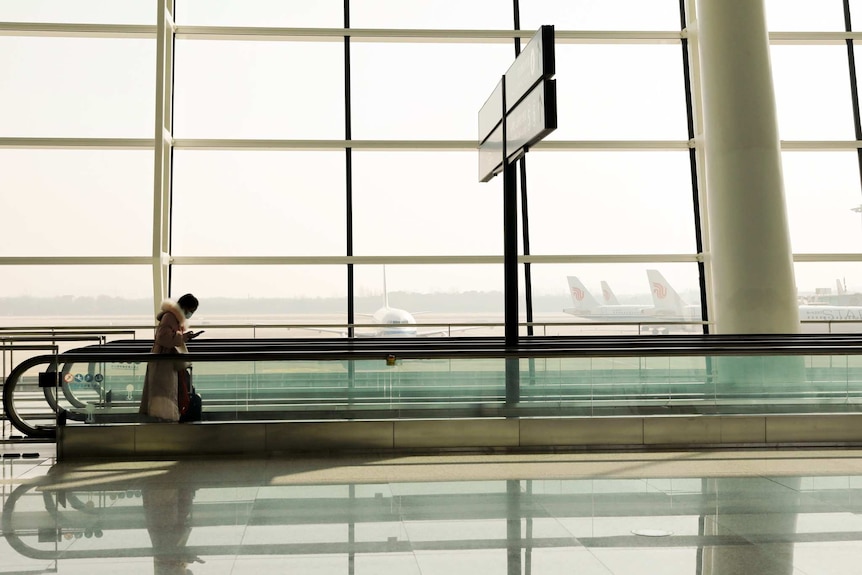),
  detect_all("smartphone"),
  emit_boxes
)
[188,330,205,339]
